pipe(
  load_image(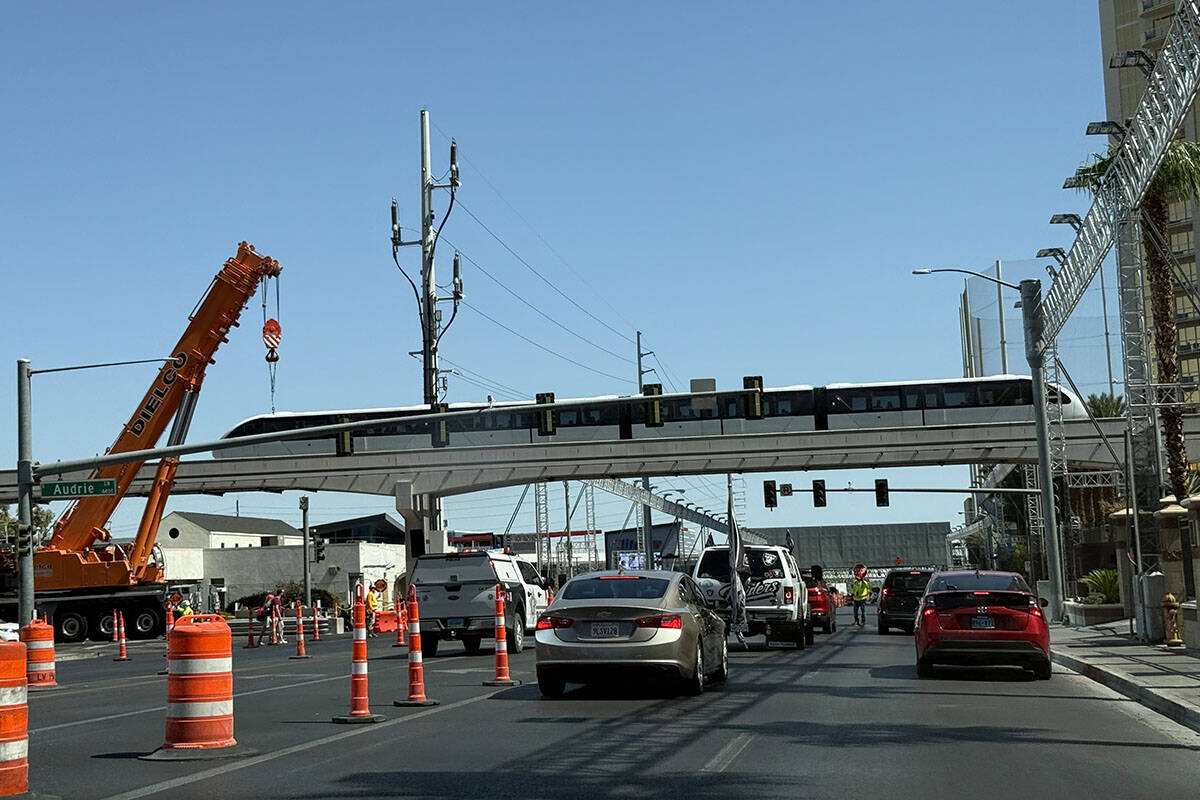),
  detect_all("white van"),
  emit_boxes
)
[692,544,813,648]
[409,549,551,657]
